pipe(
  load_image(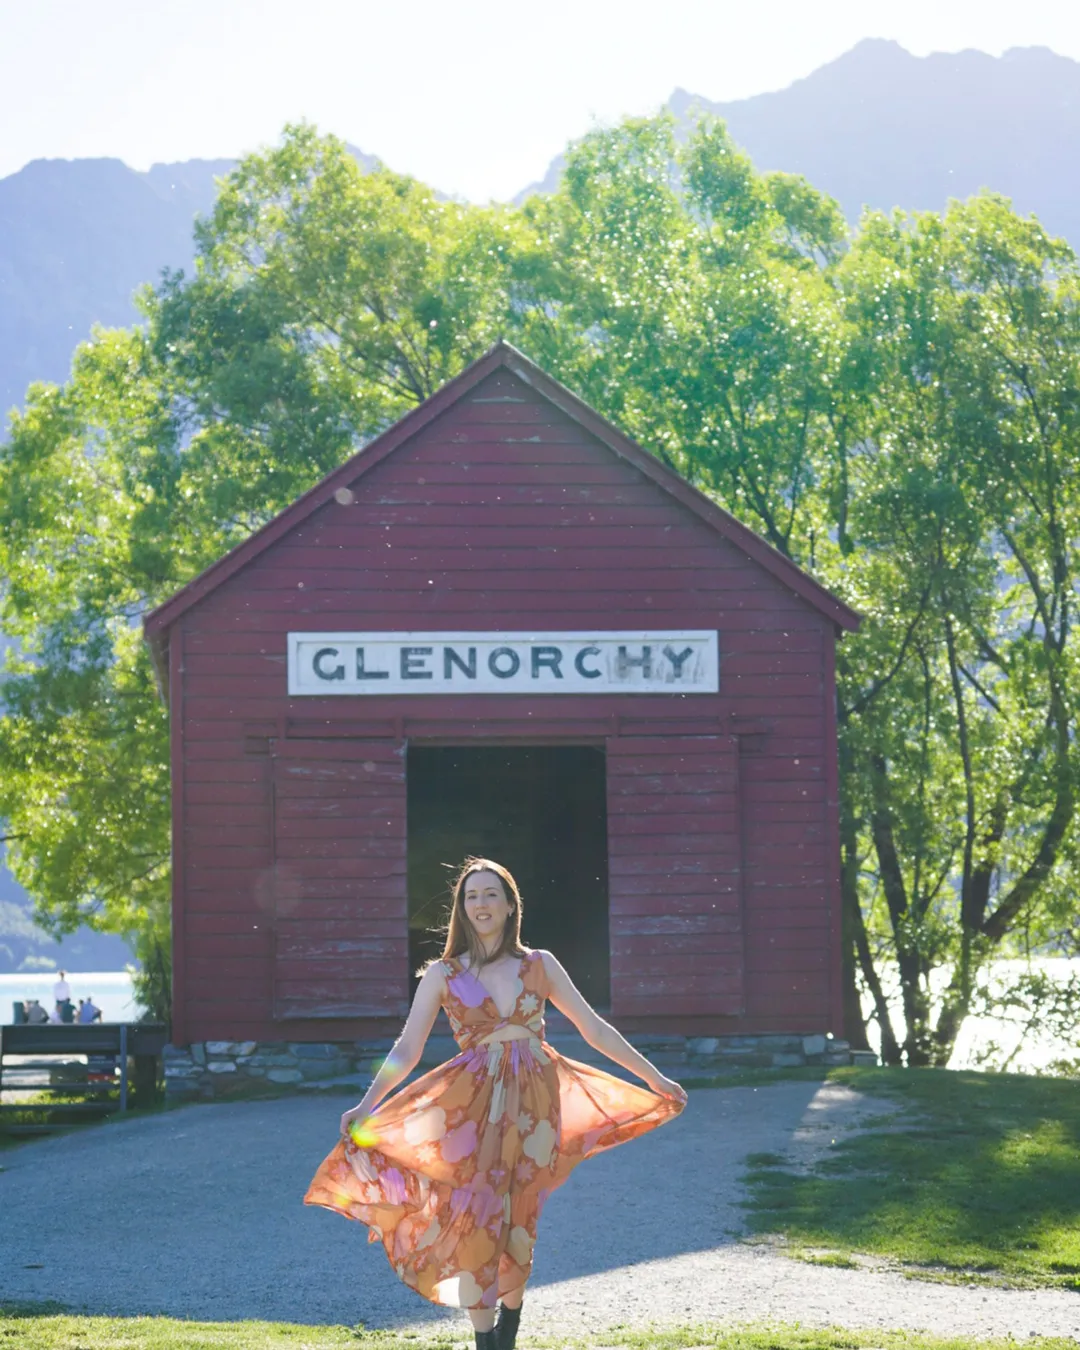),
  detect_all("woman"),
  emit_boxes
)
[304,857,687,1349]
